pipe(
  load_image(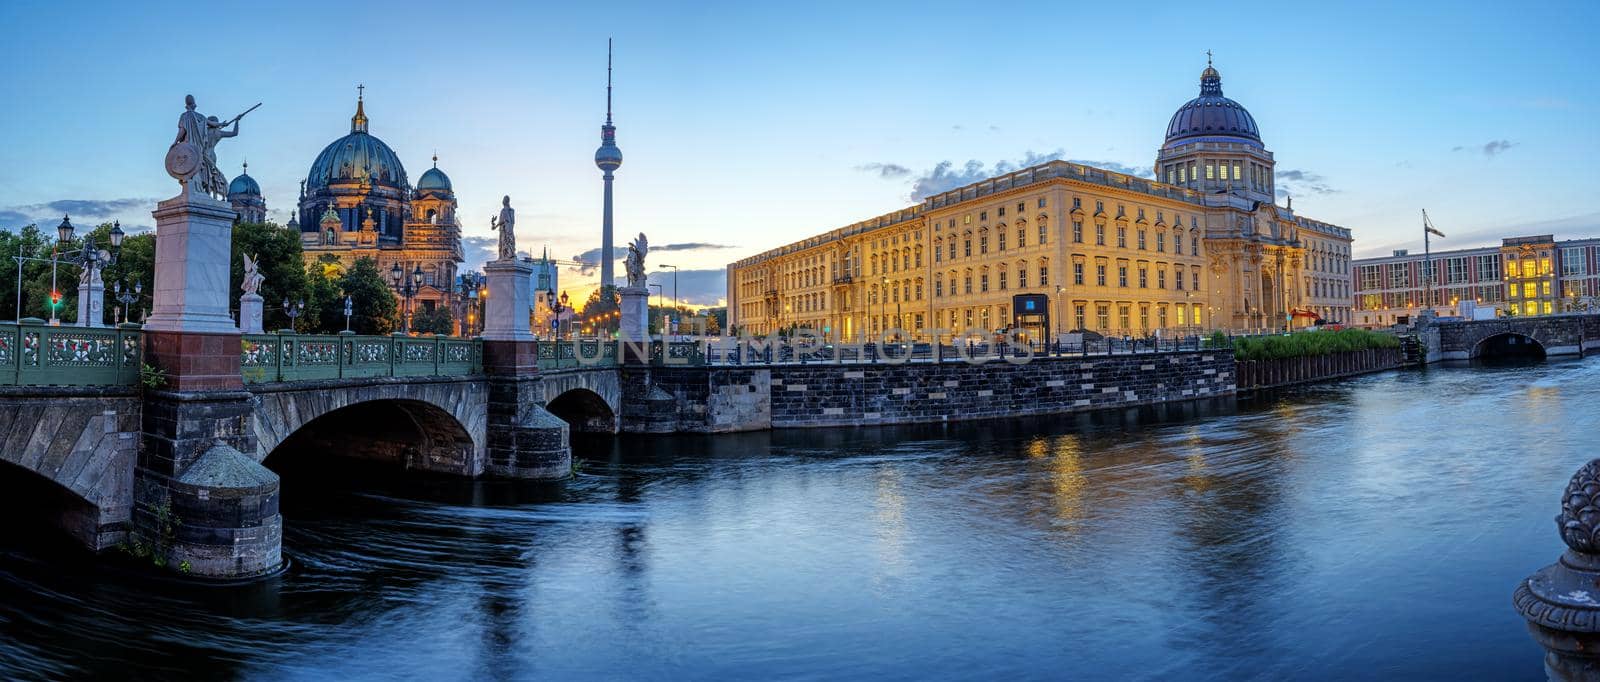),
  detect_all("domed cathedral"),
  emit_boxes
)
[227,162,266,224]
[295,89,465,316]
[1155,56,1346,330]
